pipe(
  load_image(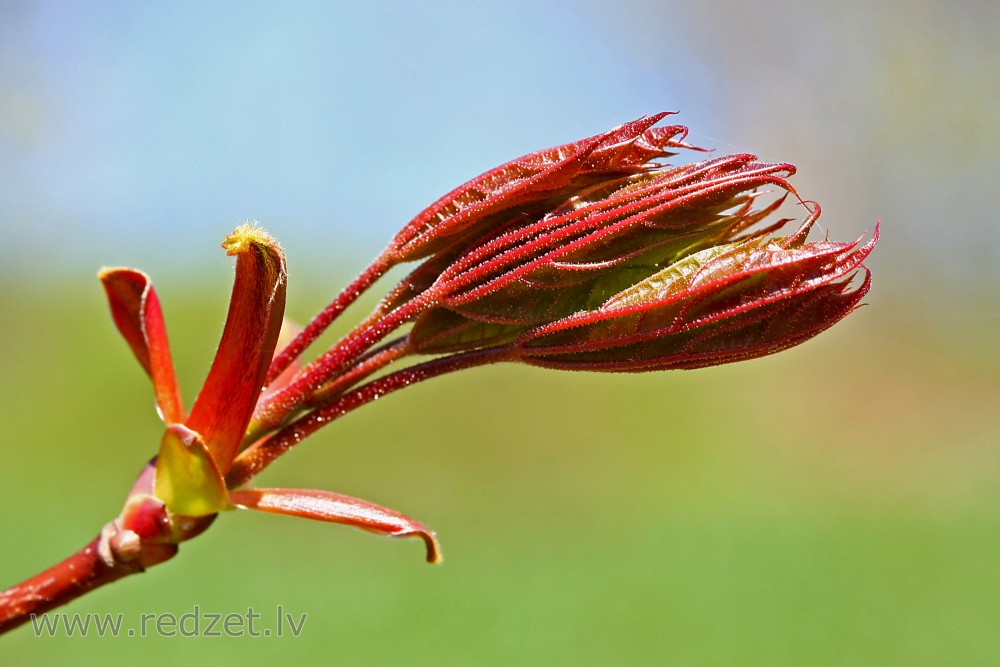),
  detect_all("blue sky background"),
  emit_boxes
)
[2,0,997,304]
